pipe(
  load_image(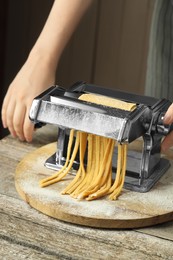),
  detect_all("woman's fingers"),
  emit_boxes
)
[163,103,173,124]
[13,102,26,141]
[1,54,56,142]
[1,89,34,142]
[5,98,17,138]
[1,90,11,129]
[1,107,7,129]
[23,107,34,142]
